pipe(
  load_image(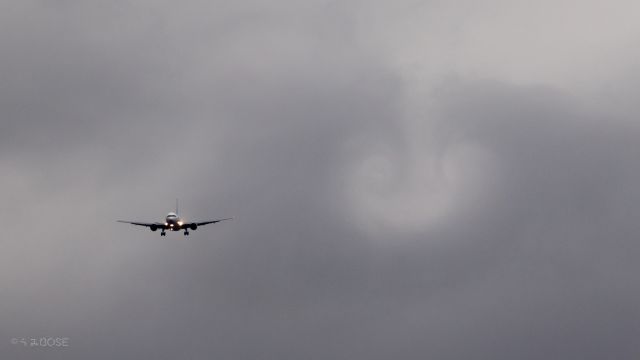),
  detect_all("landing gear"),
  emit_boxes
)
[161,231,166,236]
[184,231,189,236]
